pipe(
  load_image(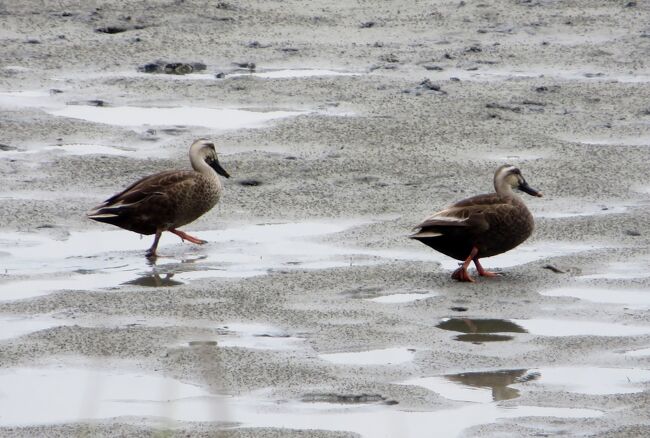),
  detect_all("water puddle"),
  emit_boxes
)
[405,241,598,272]
[239,403,601,438]
[402,366,650,403]
[1,89,309,134]
[0,365,602,436]
[0,190,96,201]
[367,292,437,304]
[243,69,360,79]
[48,106,303,131]
[0,366,214,426]
[513,318,650,337]
[0,90,60,109]
[0,314,69,341]
[402,369,538,403]
[535,203,628,219]
[561,135,650,147]
[211,323,304,351]
[0,223,608,302]
[0,219,396,301]
[40,144,134,156]
[57,69,360,82]
[319,347,416,366]
[625,347,650,357]
[528,367,650,395]
[436,318,526,343]
[580,260,650,280]
[431,67,650,84]
[436,317,650,339]
[541,287,650,309]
